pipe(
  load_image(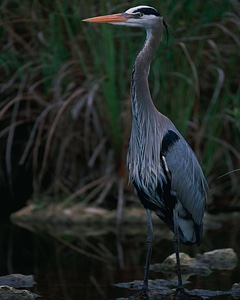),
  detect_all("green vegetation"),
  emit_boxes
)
[0,0,239,210]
